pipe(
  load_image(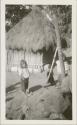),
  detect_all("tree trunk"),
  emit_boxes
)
[45,11,65,79]
[53,15,65,78]
[40,7,65,79]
